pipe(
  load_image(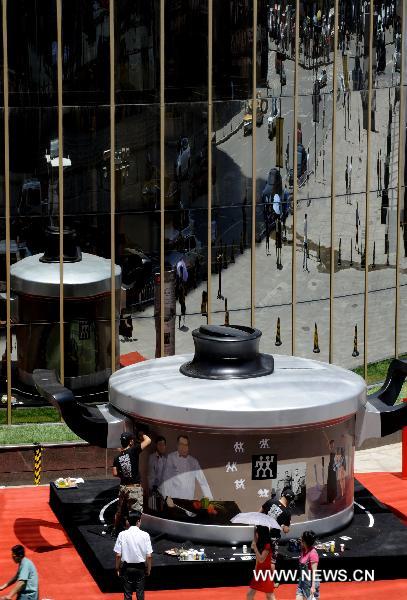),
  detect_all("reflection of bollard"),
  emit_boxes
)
[350,239,353,266]
[313,322,320,354]
[275,317,282,346]
[338,237,342,267]
[361,244,365,269]
[372,241,376,269]
[34,443,42,486]
[317,239,321,263]
[352,325,360,357]
[230,241,235,263]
